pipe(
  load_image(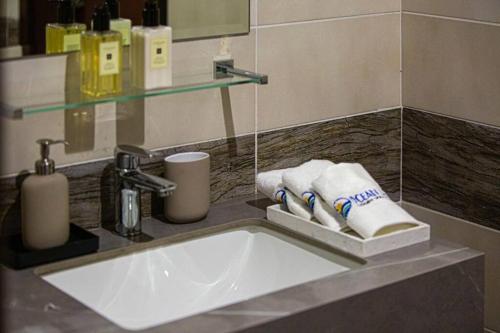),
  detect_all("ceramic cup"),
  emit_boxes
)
[164,152,210,223]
